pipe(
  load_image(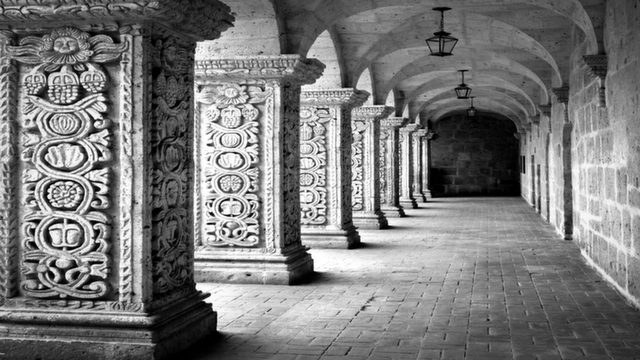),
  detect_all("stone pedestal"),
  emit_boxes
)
[299,89,369,249]
[351,106,393,229]
[193,55,324,284]
[412,129,428,203]
[380,117,407,217]
[421,131,436,199]
[0,2,234,360]
[399,124,420,209]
